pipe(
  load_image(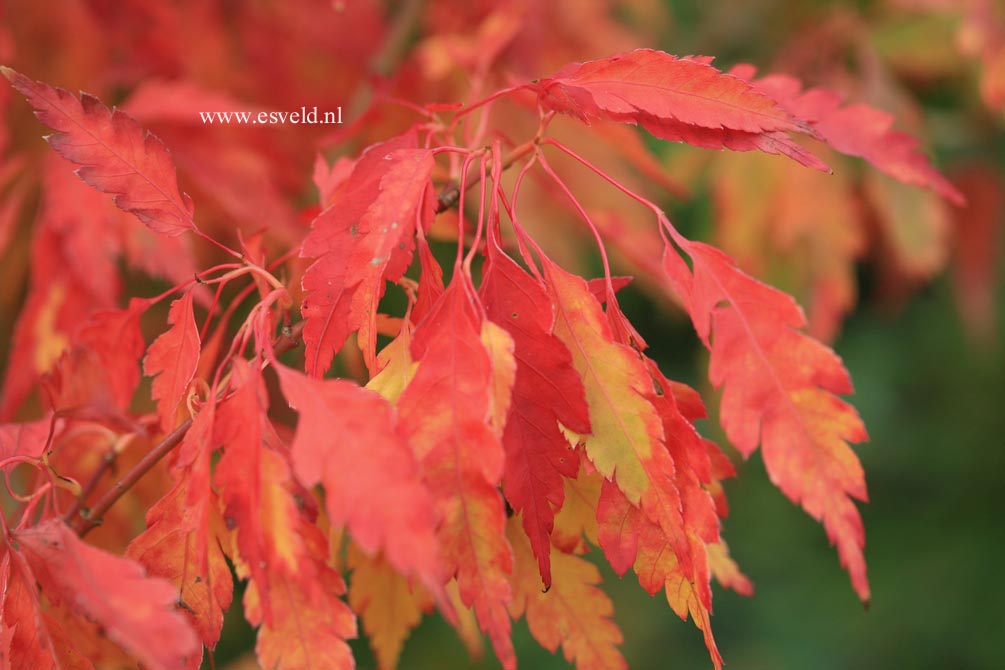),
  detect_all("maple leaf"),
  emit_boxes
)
[347,545,433,670]
[733,66,965,205]
[275,363,443,596]
[244,521,357,670]
[1,67,197,236]
[144,290,200,432]
[662,226,871,602]
[480,241,590,588]
[397,275,516,670]
[537,49,809,136]
[300,131,436,376]
[213,359,310,618]
[126,474,233,651]
[597,484,722,669]
[12,519,199,670]
[507,518,626,670]
[542,256,696,582]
